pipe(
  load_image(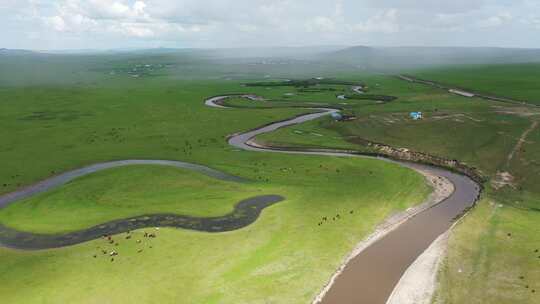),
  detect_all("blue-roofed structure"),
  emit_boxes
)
[410,112,423,120]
